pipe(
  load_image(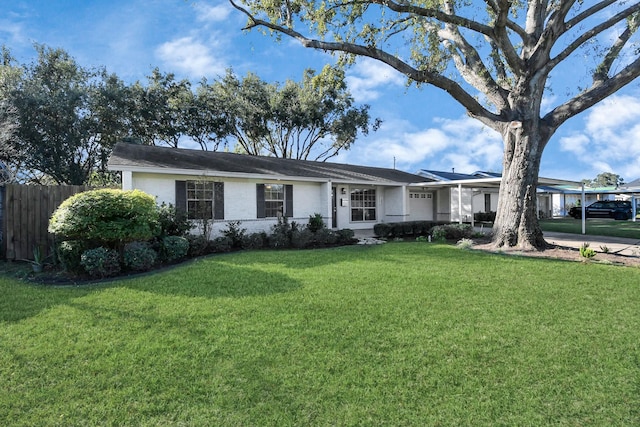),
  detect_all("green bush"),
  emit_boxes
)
[336,228,356,245]
[157,202,192,237]
[209,236,232,253]
[56,240,86,273]
[186,235,209,257]
[314,228,338,246]
[291,229,314,249]
[373,223,392,238]
[307,213,325,232]
[241,233,266,250]
[160,236,189,262]
[474,211,496,222]
[374,221,443,238]
[430,223,474,241]
[49,189,159,247]
[123,242,158,271]
[269,217,292,248]
[80,247,121,278]
[222,221,247,249]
